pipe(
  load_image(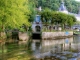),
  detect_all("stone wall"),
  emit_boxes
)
[19,32,29,41]
[18,31,73,40]
[42,31,73,40]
